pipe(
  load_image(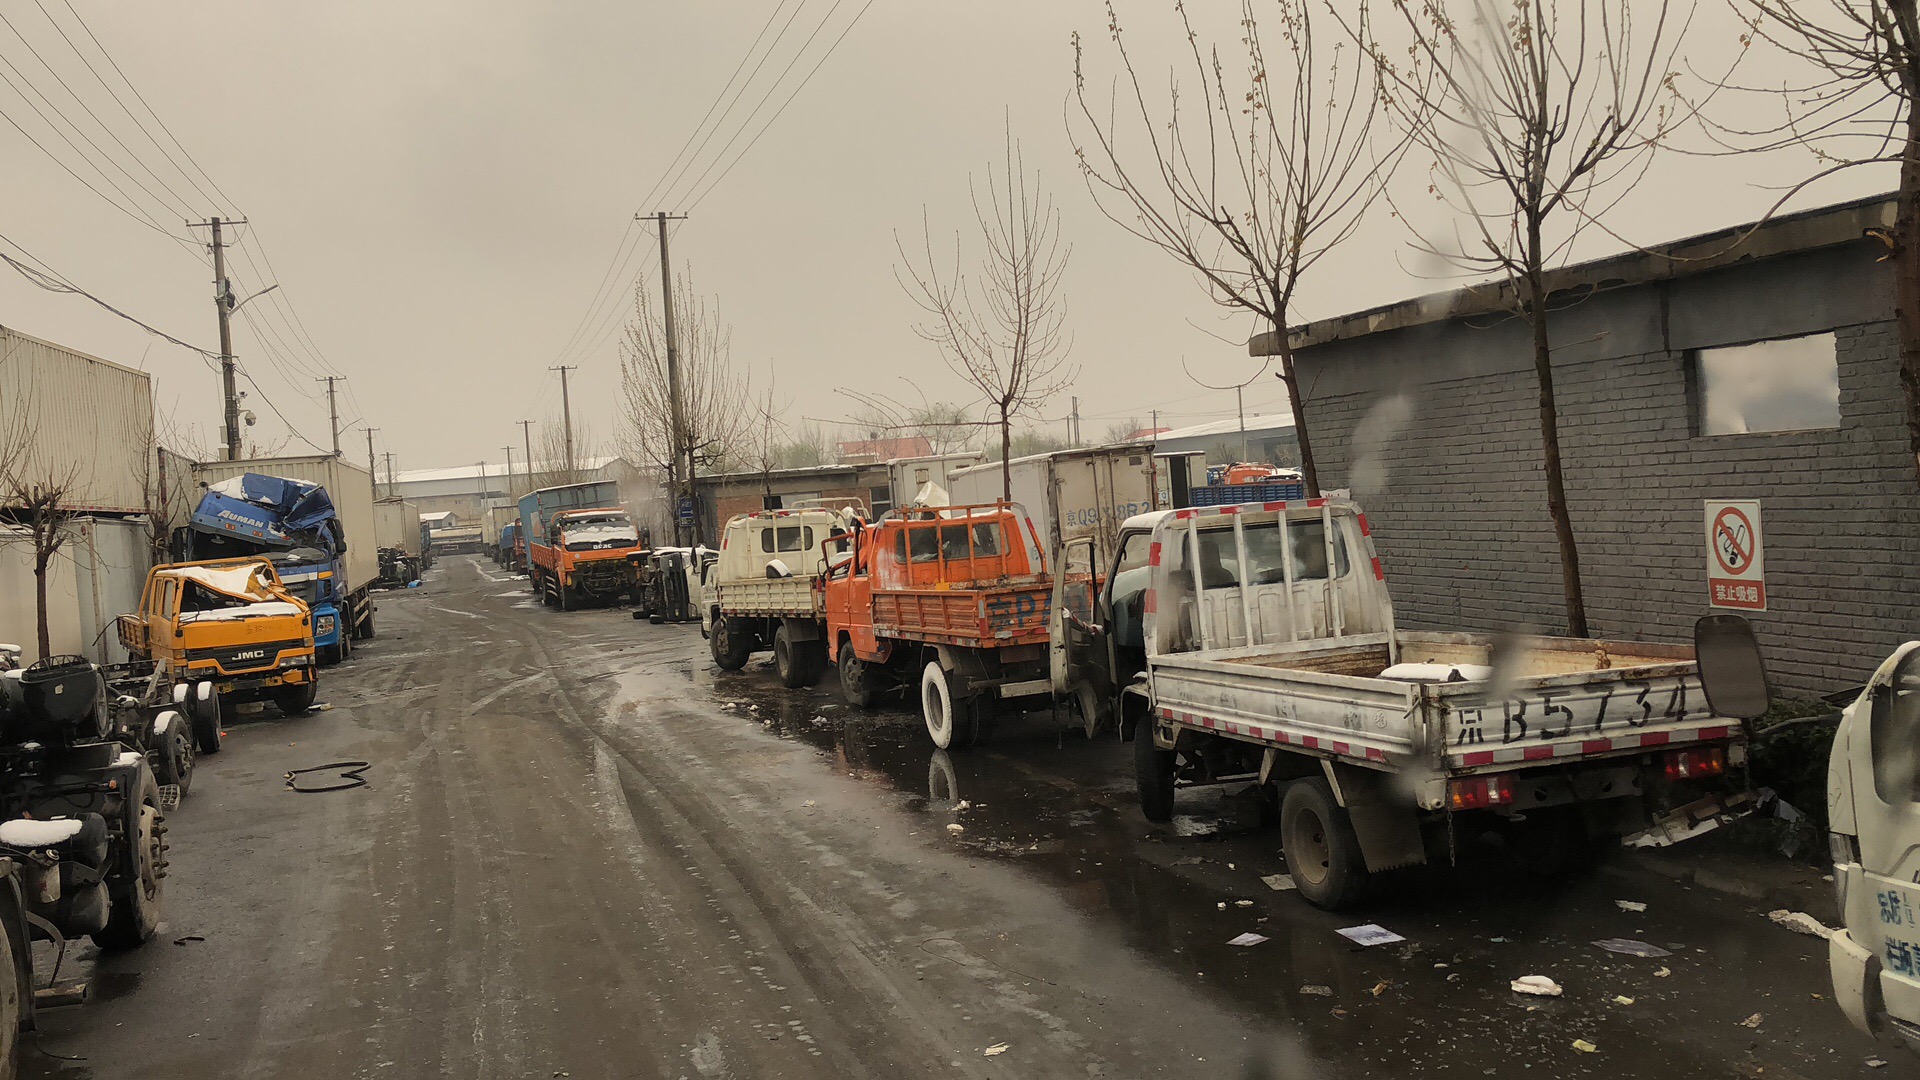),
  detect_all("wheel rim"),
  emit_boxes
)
[841,656,862,698]
[134,803,160,901]
[775,634,793,677]
[922,667,952,748]
[1291,804,1333,886]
